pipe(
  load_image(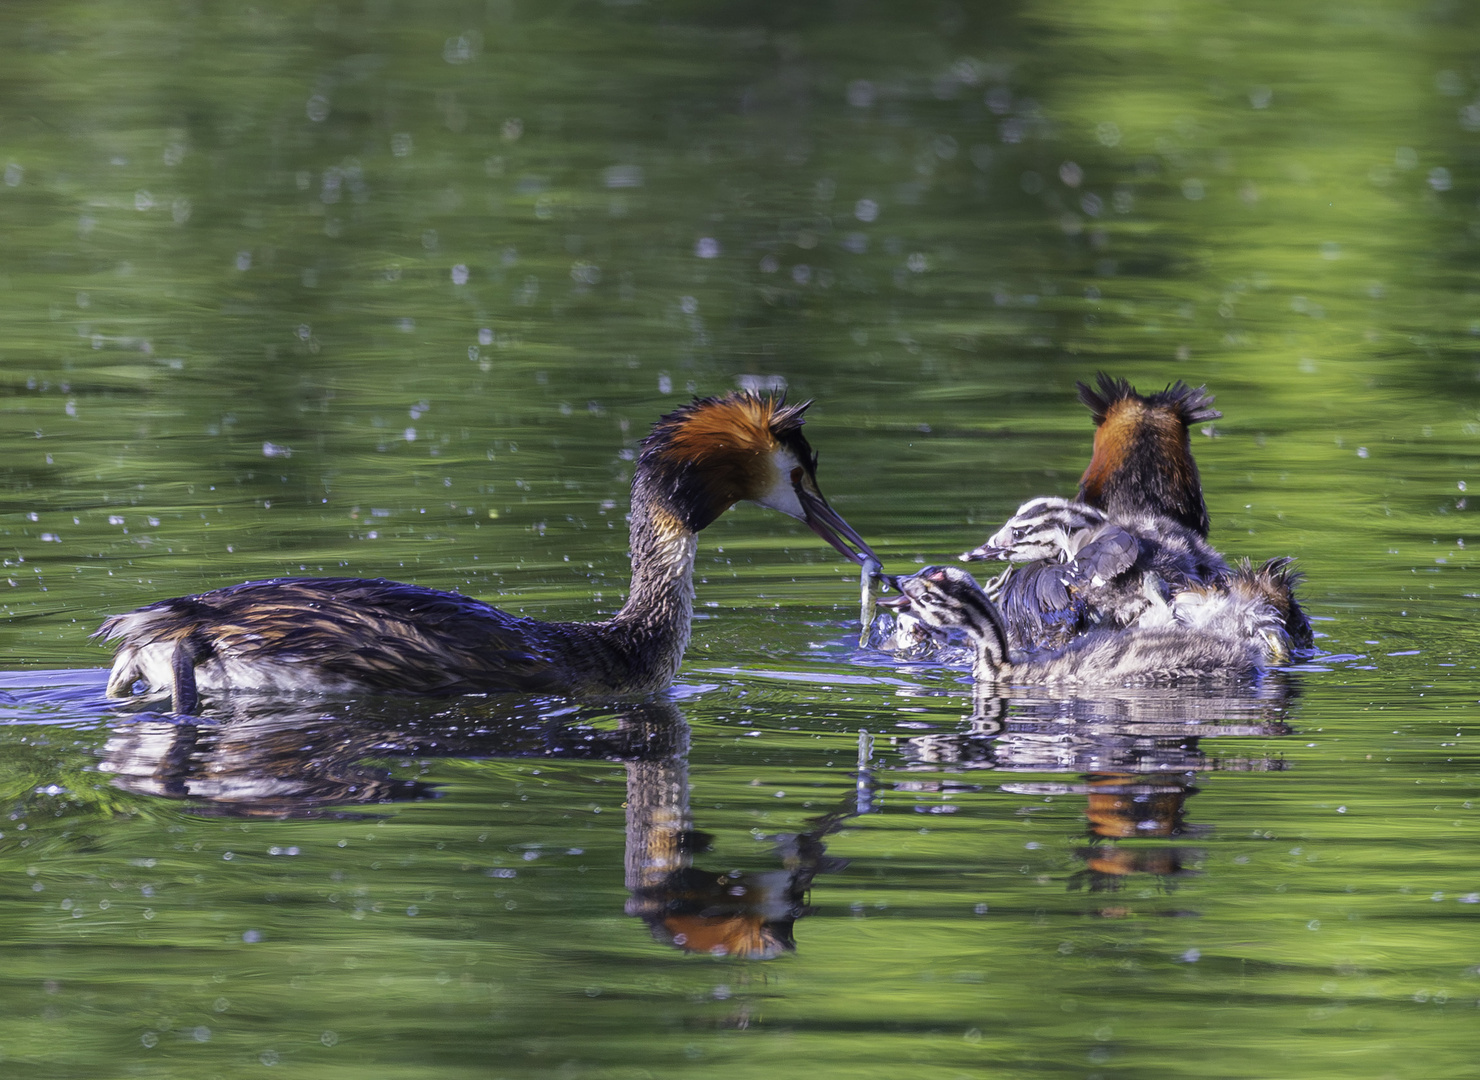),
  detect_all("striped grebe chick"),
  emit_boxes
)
[960,495,1230,649]
[963,496,1109,565]
[97,393,876,713]
[881,566,1282,687]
